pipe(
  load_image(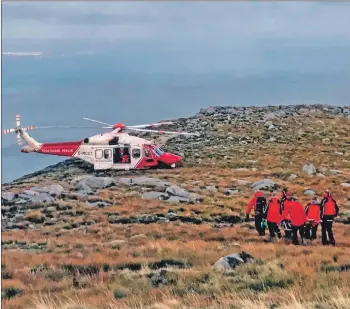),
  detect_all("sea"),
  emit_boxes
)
[2,49,350,183]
